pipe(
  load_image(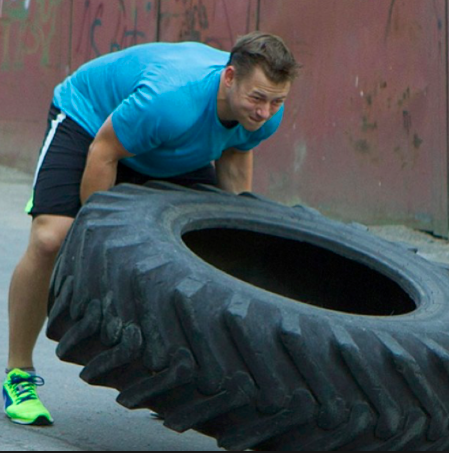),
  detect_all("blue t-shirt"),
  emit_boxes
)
[53,42,284,177]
